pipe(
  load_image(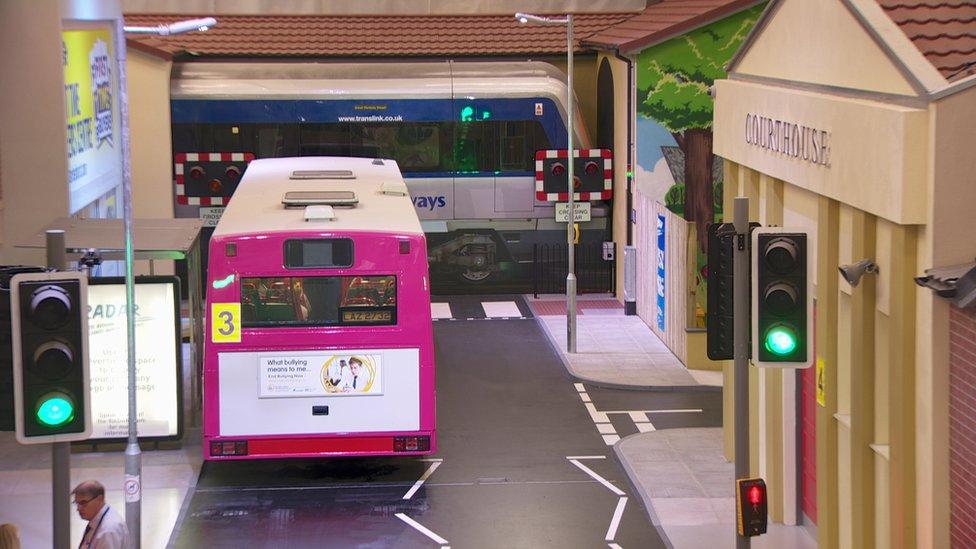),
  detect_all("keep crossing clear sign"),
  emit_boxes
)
[555,202,591,222]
